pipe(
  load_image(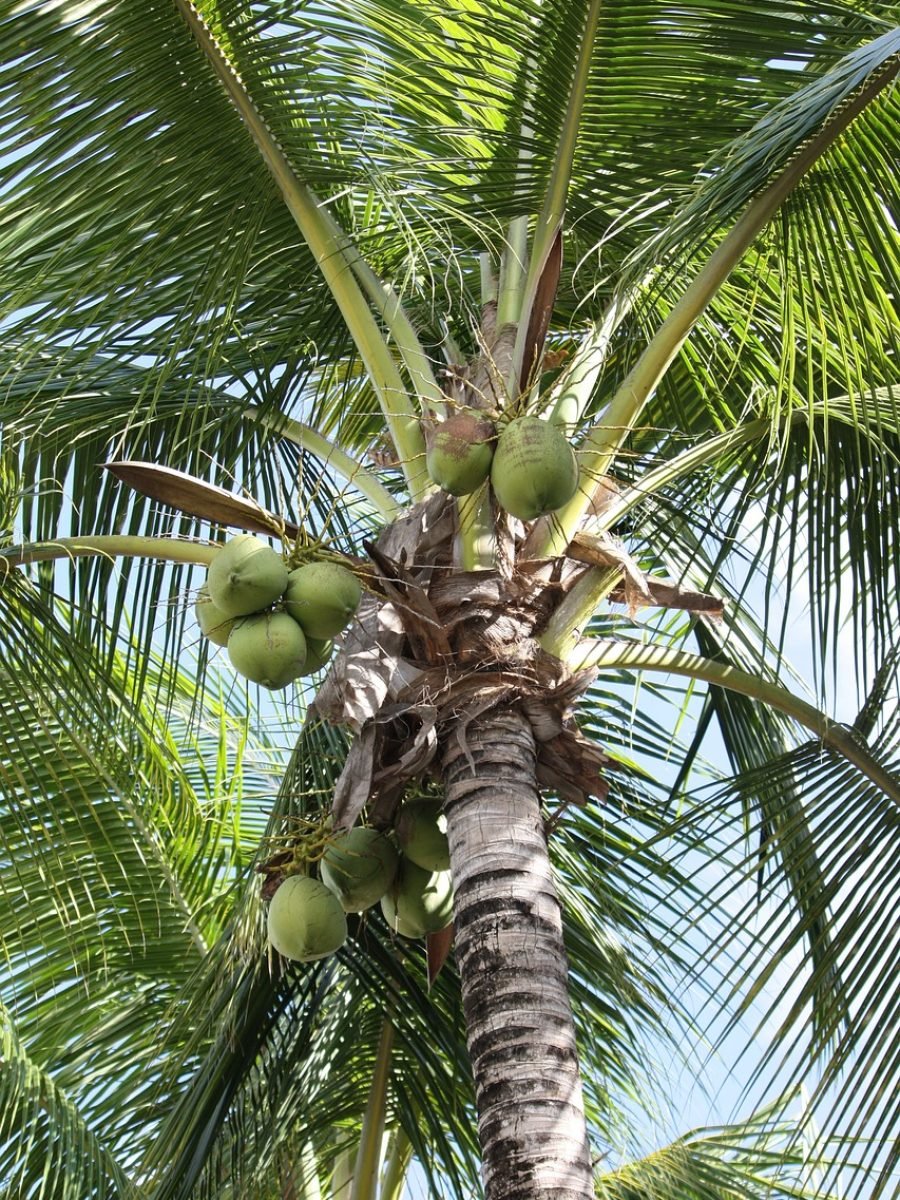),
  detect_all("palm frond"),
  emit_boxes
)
[685,711,900,1195]
[596,1095,848,1199]
[1,351,385,724]
[0,598,290,1198]
[621,27,900,296]
[609,380,900,719]
[0,1001,133,1200]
